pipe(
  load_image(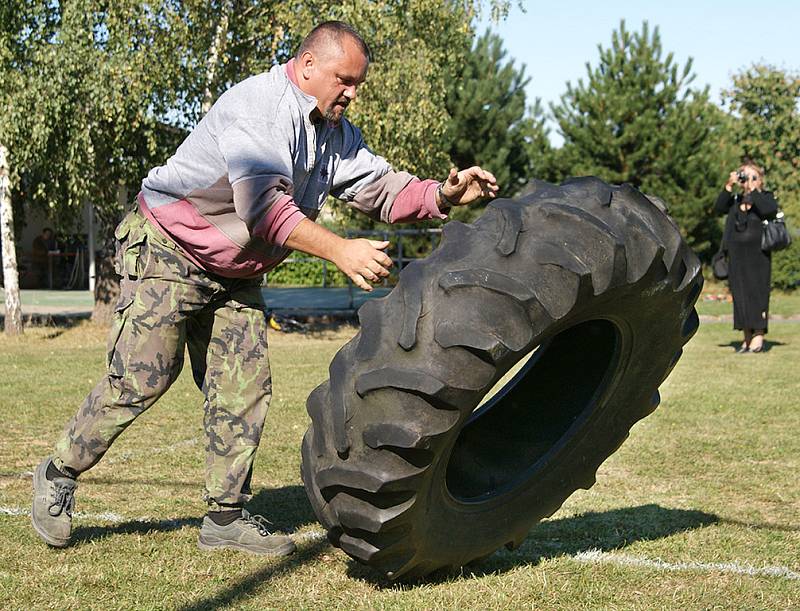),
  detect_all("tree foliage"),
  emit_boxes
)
[0,1,191,318]
[445,30,550,214]
[550,21,736,257]
[2,0,514,227]
[0,0,513,310]
[1,1,181,231]
[725,65,800,289]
